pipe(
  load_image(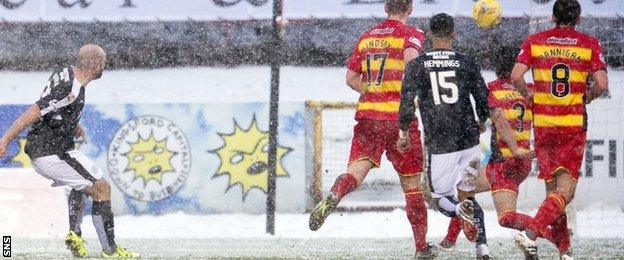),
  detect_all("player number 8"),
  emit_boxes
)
[550,63,570,98]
